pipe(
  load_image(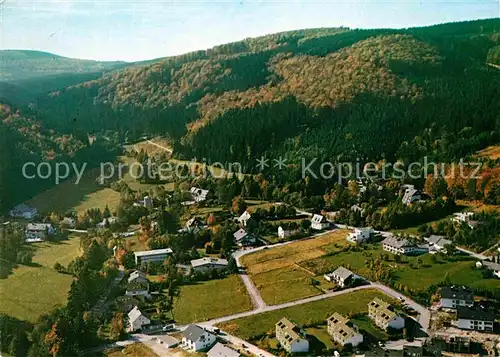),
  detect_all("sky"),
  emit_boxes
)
[2,0,499,62]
